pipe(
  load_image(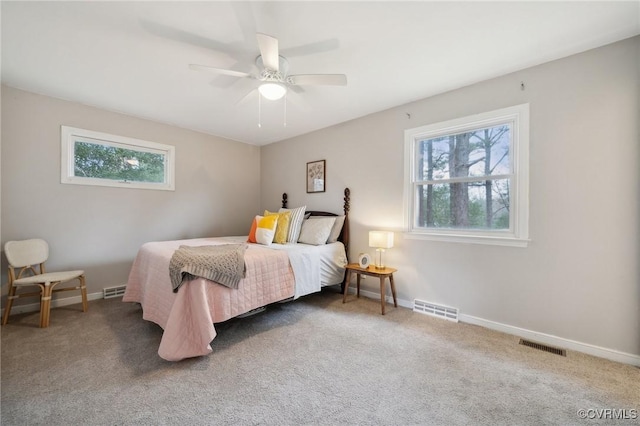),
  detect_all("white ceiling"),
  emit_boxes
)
[2,1,638,146]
